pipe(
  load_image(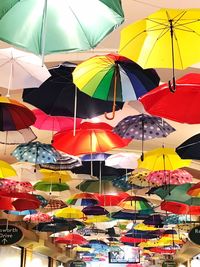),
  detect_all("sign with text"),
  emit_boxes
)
[0,225,23,246]
[189,225,200,246]
[162,261,176,267]
[69,260,86,267]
